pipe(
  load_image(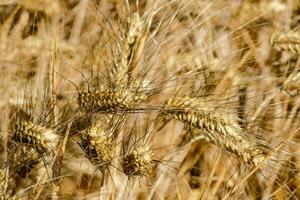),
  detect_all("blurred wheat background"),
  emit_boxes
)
[0,0,300,199]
